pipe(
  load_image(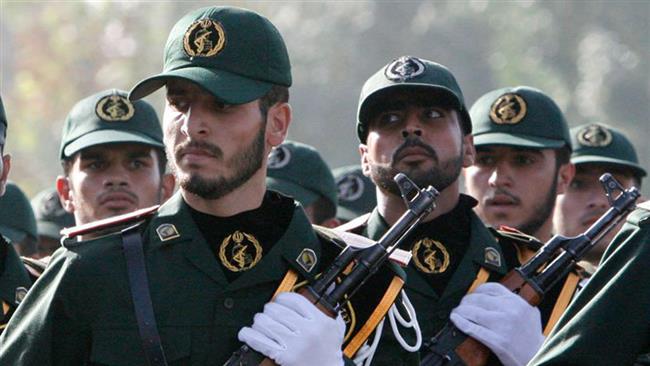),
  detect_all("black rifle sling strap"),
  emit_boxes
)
[121,225,169,366]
